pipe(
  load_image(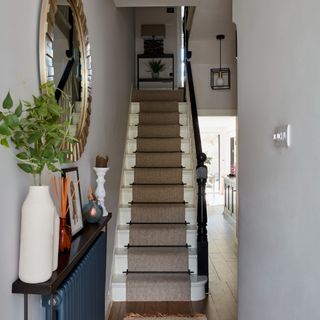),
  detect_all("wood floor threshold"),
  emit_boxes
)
[108,299,217,320]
